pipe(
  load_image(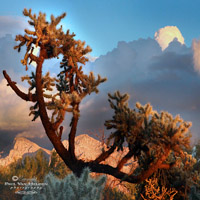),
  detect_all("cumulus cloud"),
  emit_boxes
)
[192,39,200,73]
[0,16,40,74]
[155,26,185,51]
[1,27,200,151]
[0,78,52,150]
[0,79,33,130]
[0,34,30,84]
[79,36,200,140]
[85,53,98,62]
[80,98,95,110]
